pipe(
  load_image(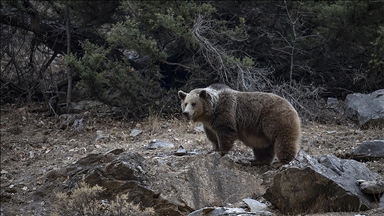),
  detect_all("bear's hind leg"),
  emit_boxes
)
[252,145,274,165]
